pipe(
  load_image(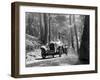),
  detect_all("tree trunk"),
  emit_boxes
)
[69,15,74,48]
[78,15,90,64]
[40,13,50,44]
[74,24,79,53]
[72,15,79,54]
[40,13,45,44]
